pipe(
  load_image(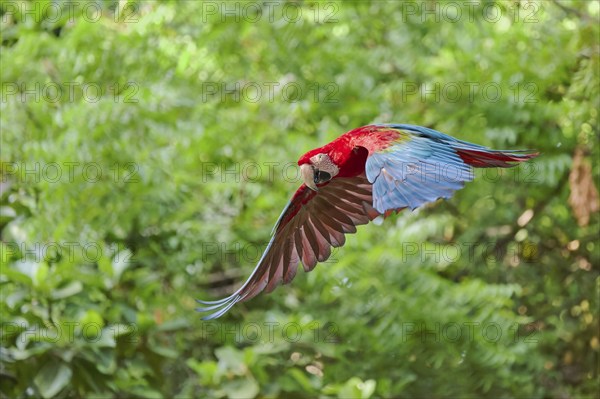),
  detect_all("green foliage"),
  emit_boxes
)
[1,1,598,398]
